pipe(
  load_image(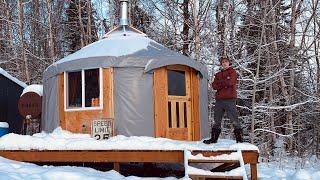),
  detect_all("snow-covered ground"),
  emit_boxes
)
[0,128,319,179]
[0,157,177,180]
[0,154,319,180]
[256,156,320,180]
